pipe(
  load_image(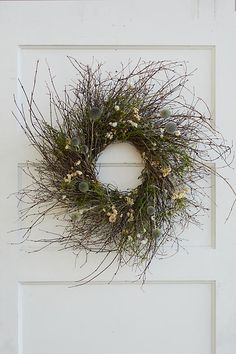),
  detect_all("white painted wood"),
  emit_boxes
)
[96,142,144,191]
[0,1,236,354]
[19,281,213,354]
